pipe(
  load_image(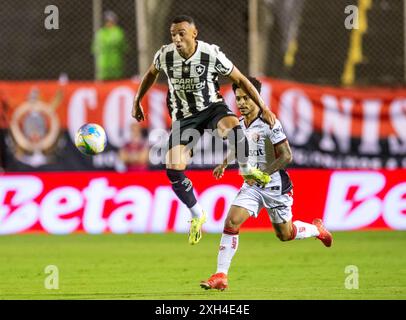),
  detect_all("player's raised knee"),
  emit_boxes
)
[224,217,241,231]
